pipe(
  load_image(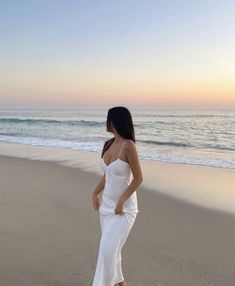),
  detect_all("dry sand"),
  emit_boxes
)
[0,154,235,286]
